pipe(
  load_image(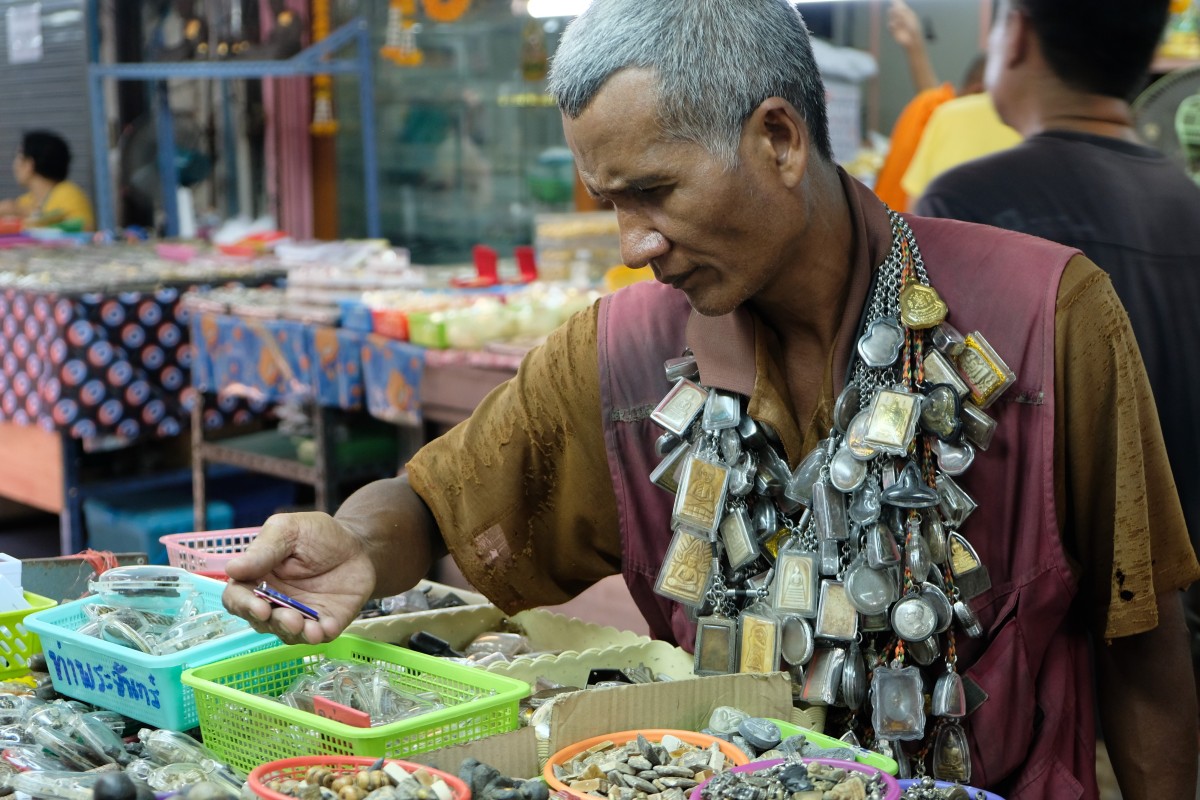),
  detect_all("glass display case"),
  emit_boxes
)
[334,0,574,264]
